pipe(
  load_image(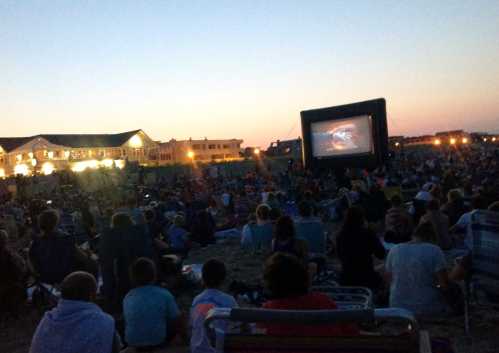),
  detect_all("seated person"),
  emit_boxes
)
[420,199,452,250]
[190,259,238,353]
[29,209,97,285]
[450,195,488,248]
[271,216,308,262]
[385,195,413,244]
[166,214,191,256]
[190,210,216,247]
[241,204,273,250]
[123,257,184,349]
[294,201,326,255]
[385,222,450,316]
[0,229,27,317]
[336,207,386,290]
[29,271,120,353]
[261,253,358,336]
[440,189,468,226]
